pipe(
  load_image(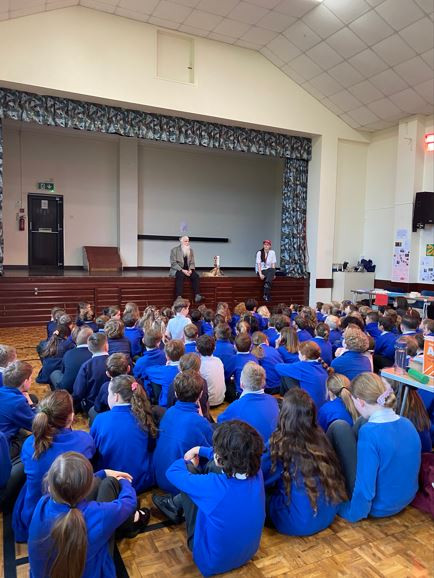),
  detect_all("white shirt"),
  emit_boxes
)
[200,355,226,406]
[256,249,276,273]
